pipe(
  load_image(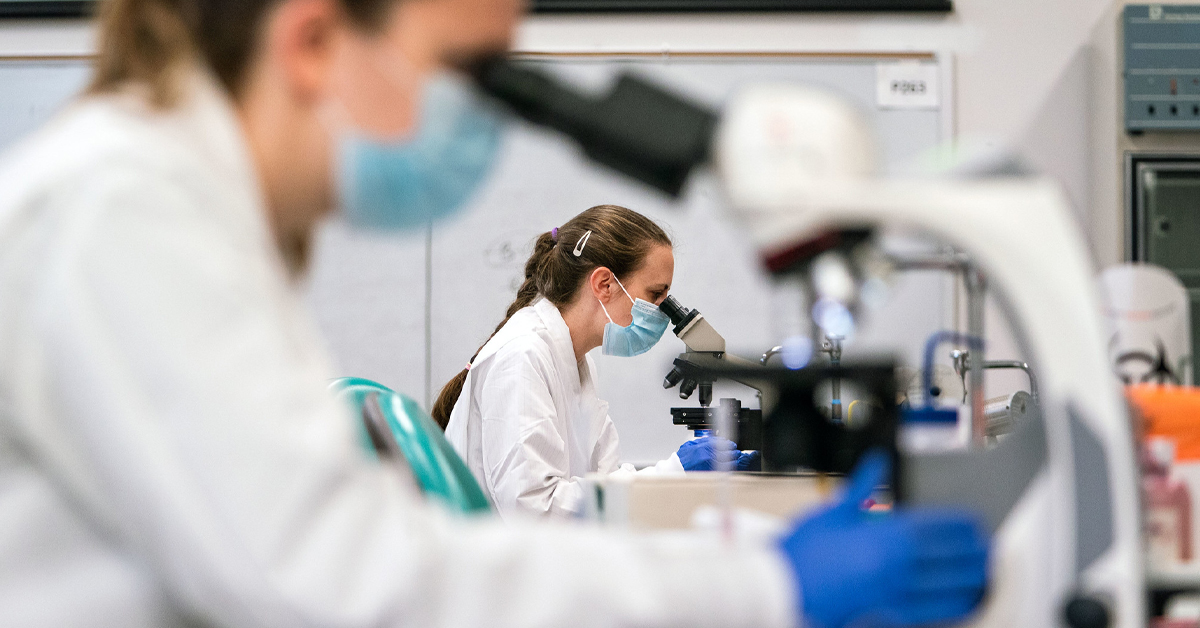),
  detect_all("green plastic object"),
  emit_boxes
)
[330,377,491,515]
